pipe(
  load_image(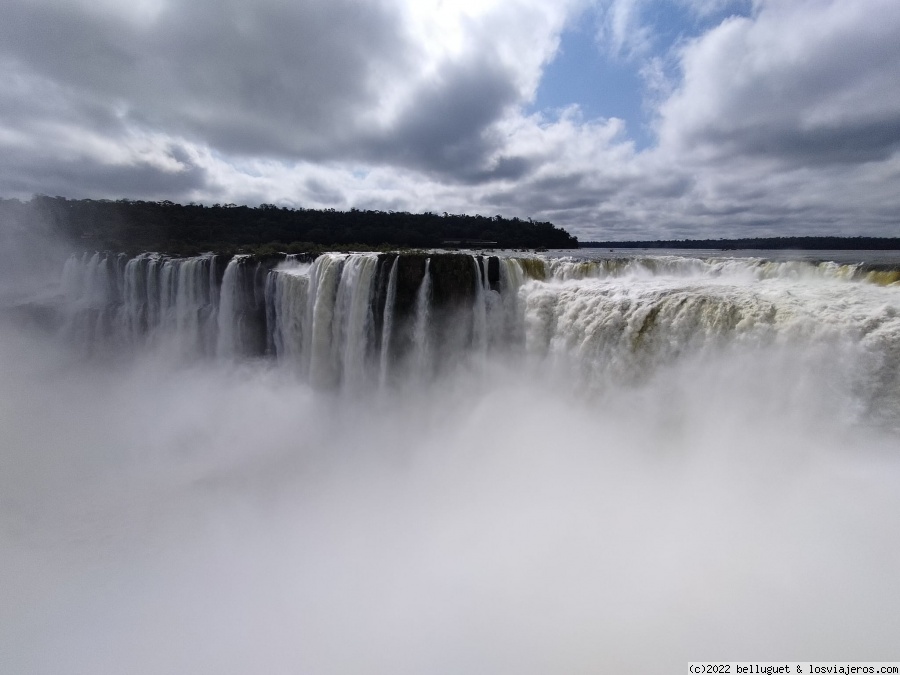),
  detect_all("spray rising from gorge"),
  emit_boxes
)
[3,248,900,673]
